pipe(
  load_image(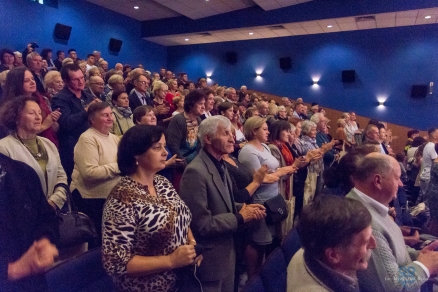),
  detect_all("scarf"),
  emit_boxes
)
[274,141,294,199]
[116,106,132,118]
